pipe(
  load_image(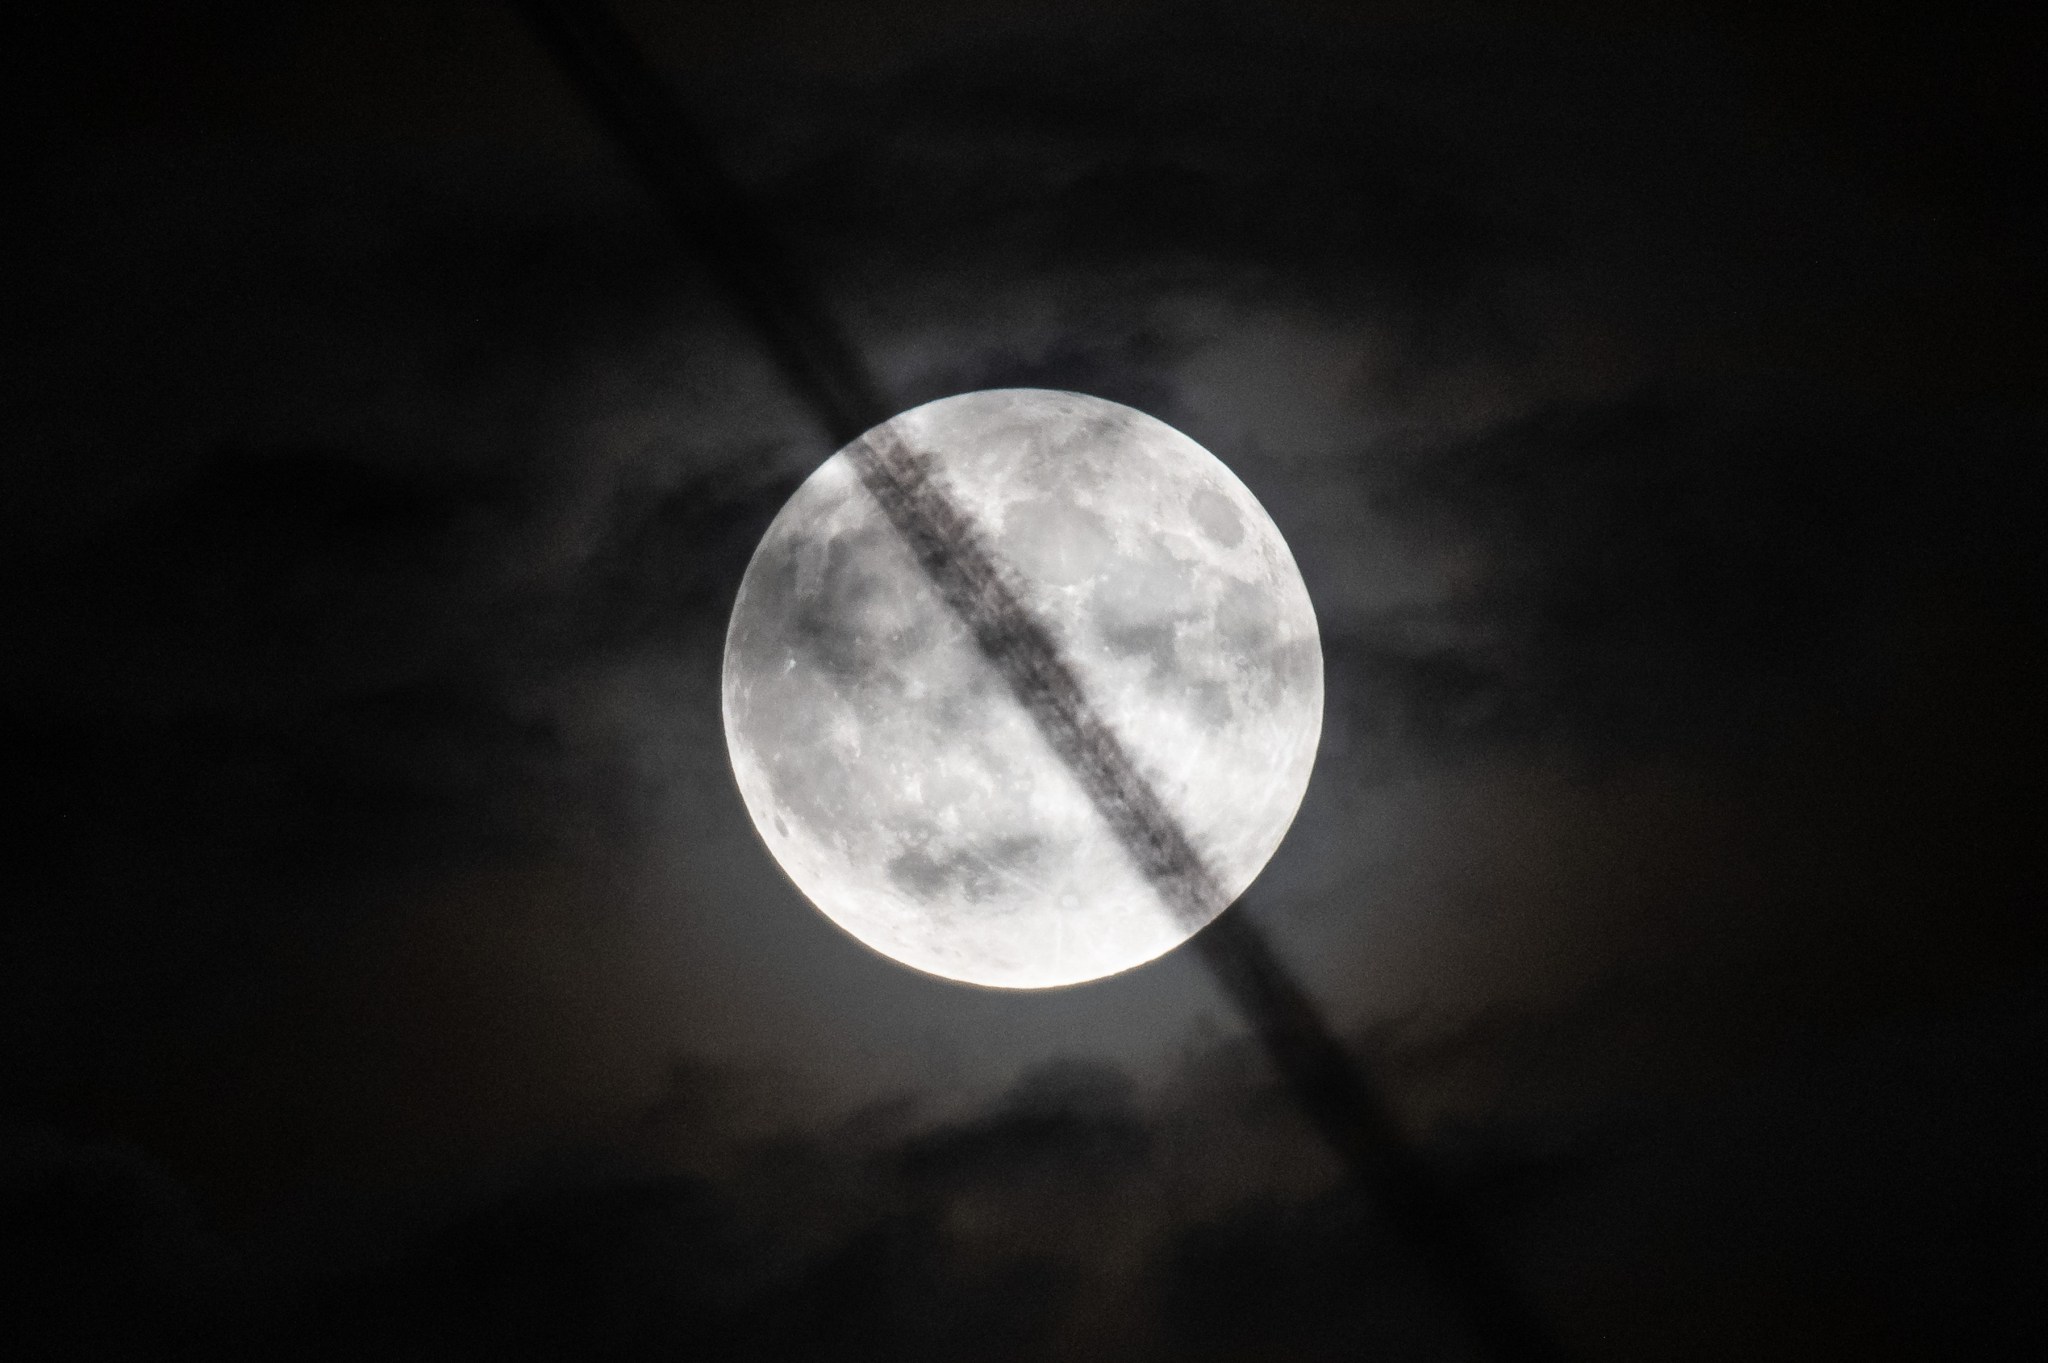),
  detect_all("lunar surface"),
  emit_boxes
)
[722,389,1322,988]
